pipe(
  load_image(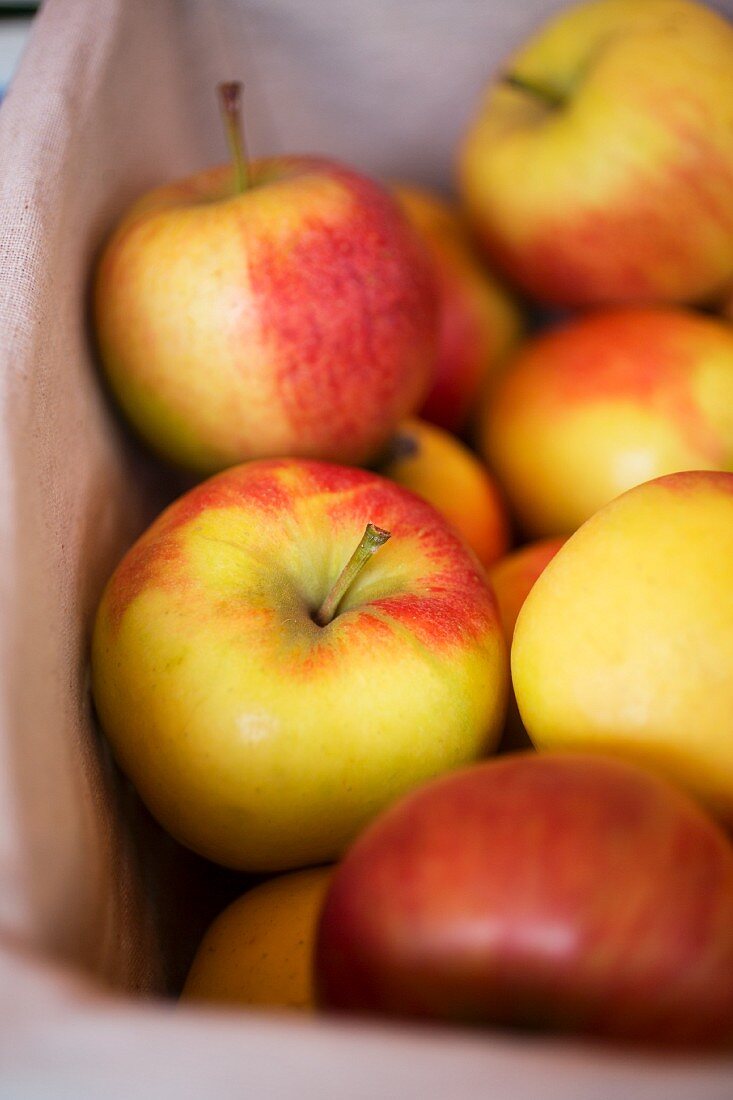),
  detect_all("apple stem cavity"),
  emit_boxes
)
[218,81,250,194]
[315,523,391,627]
[502,73,566,109]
